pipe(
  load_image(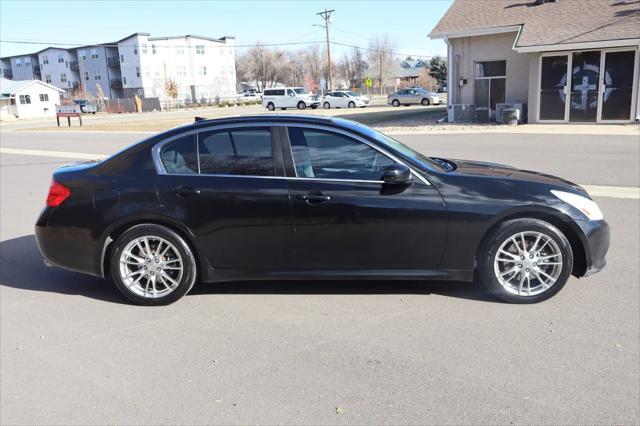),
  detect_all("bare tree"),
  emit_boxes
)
[303,44,323,93]
[367,35,396,95]
[287,50,307,87]
[165,79,178,108]
[338,47,368,89]
[236,44,290,91]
